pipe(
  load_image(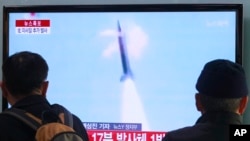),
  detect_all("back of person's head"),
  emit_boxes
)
[2,51,48,97]
[195,59,248,113]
